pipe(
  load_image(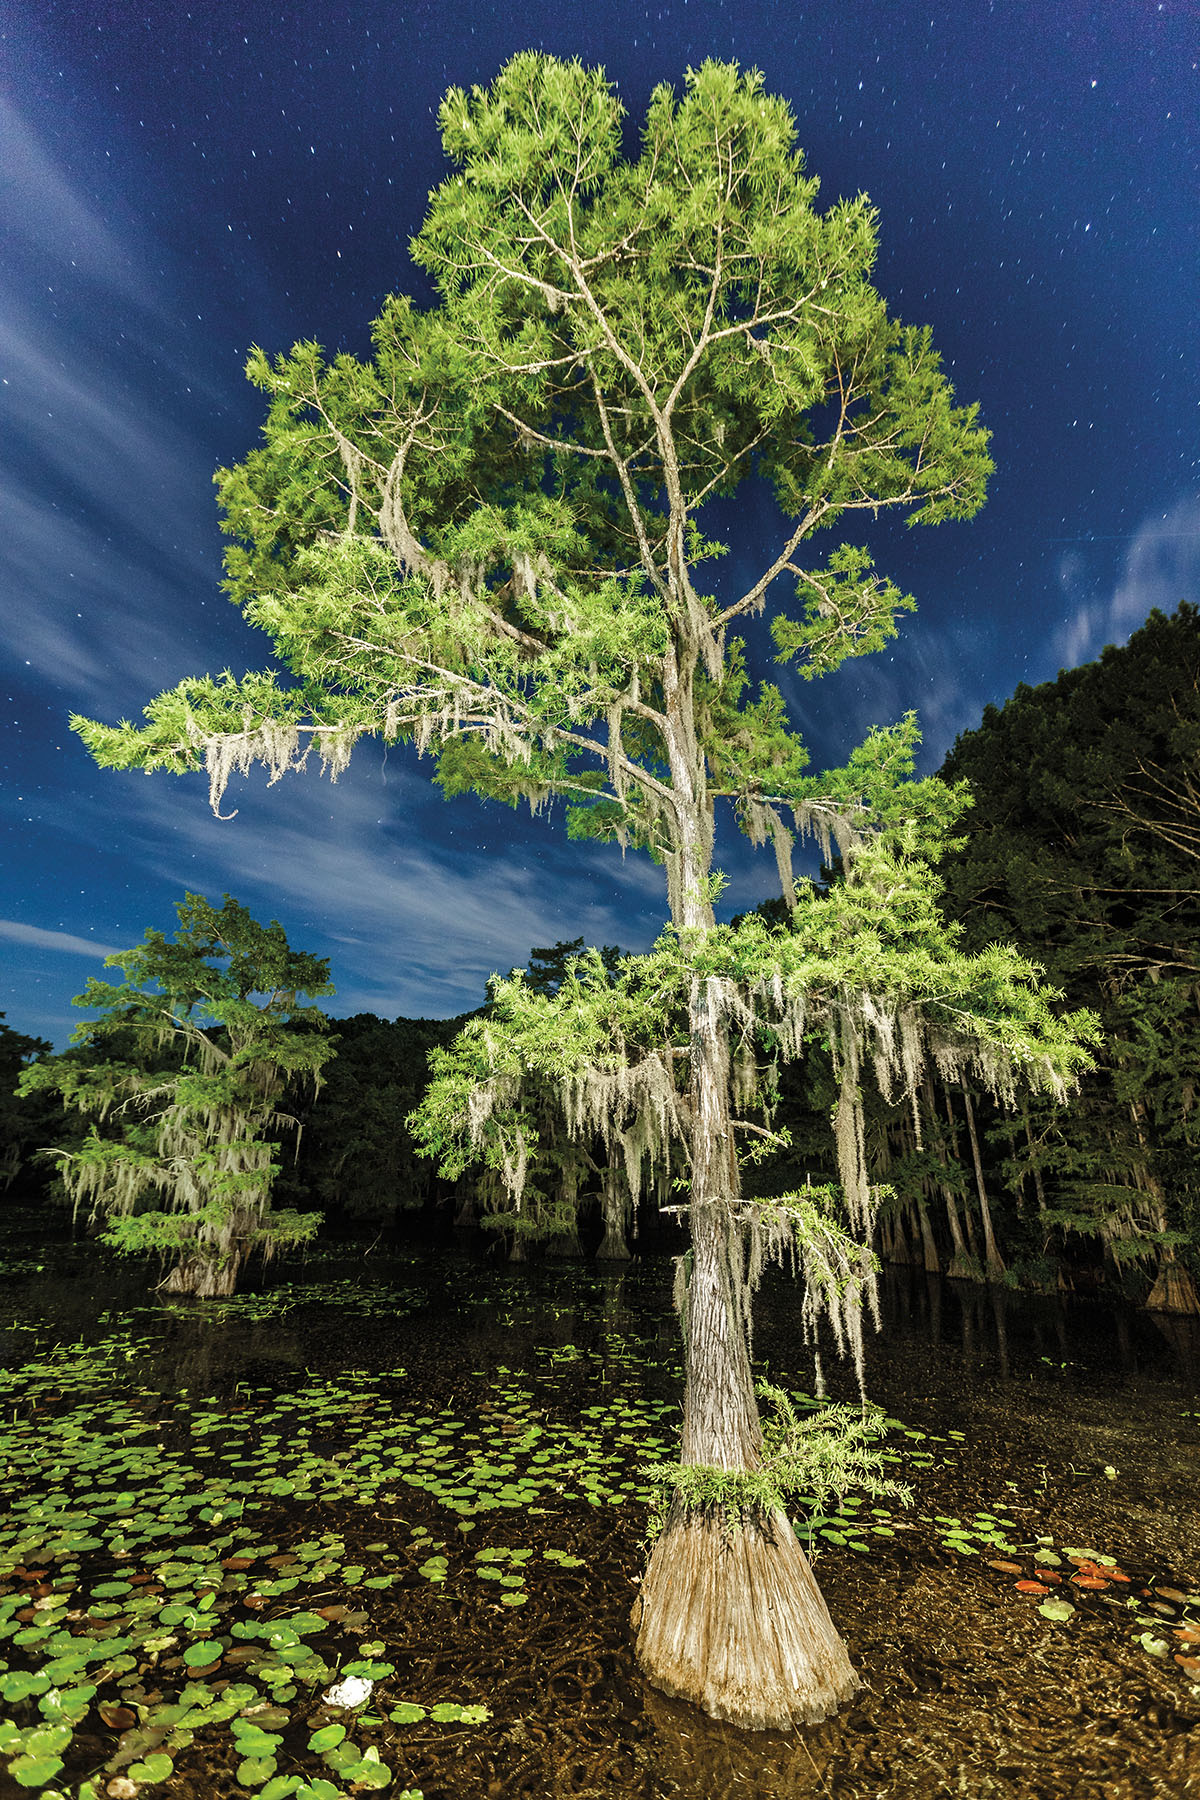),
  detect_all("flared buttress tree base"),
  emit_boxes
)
[1146,1263,1200,1315]
[634,1506,859,1730]
[159,1257,241,1298]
